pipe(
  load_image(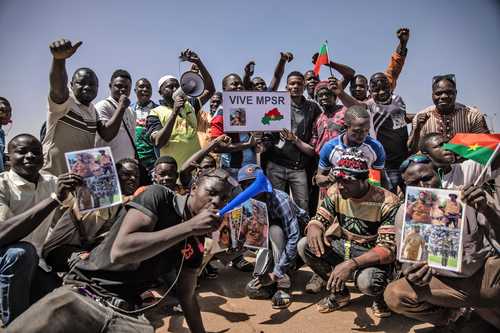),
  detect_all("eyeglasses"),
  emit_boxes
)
[399,154,432,173]
[432,74,456,87]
